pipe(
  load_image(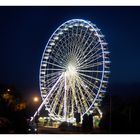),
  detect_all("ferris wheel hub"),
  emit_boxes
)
[65,63,77,77]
